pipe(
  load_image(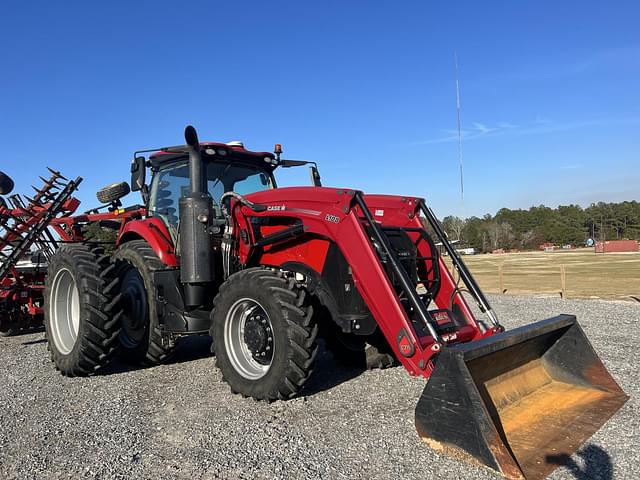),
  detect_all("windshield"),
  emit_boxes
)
[148,160,274,226]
